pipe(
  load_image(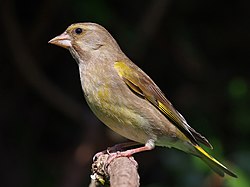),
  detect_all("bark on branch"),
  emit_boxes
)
[89,154,140,187]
